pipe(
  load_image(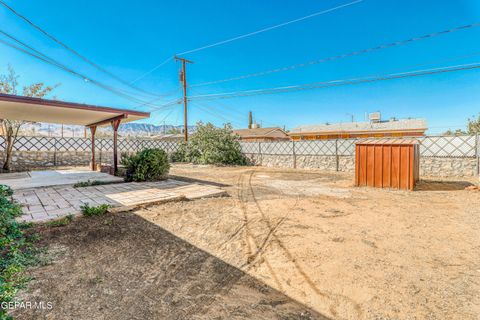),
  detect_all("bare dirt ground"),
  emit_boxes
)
[13,164,480,319]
